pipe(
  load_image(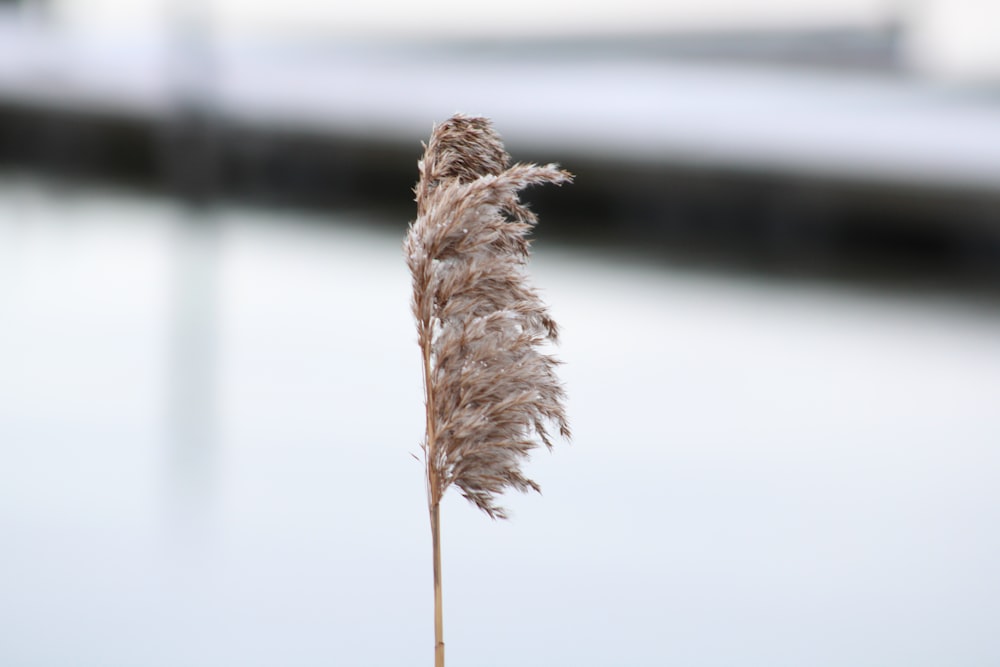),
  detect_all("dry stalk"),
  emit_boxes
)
[405,114,572,667]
